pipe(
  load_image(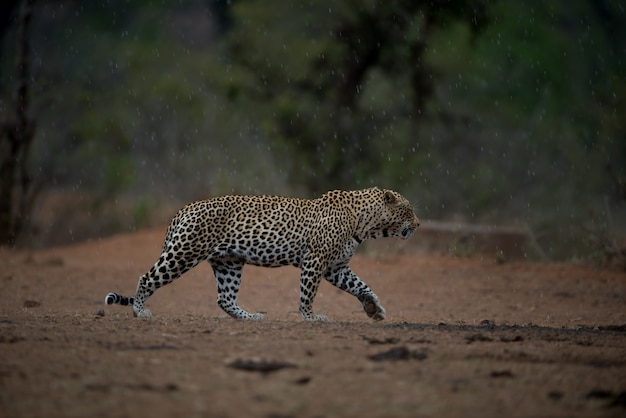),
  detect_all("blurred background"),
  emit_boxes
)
[1,0,625,261]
